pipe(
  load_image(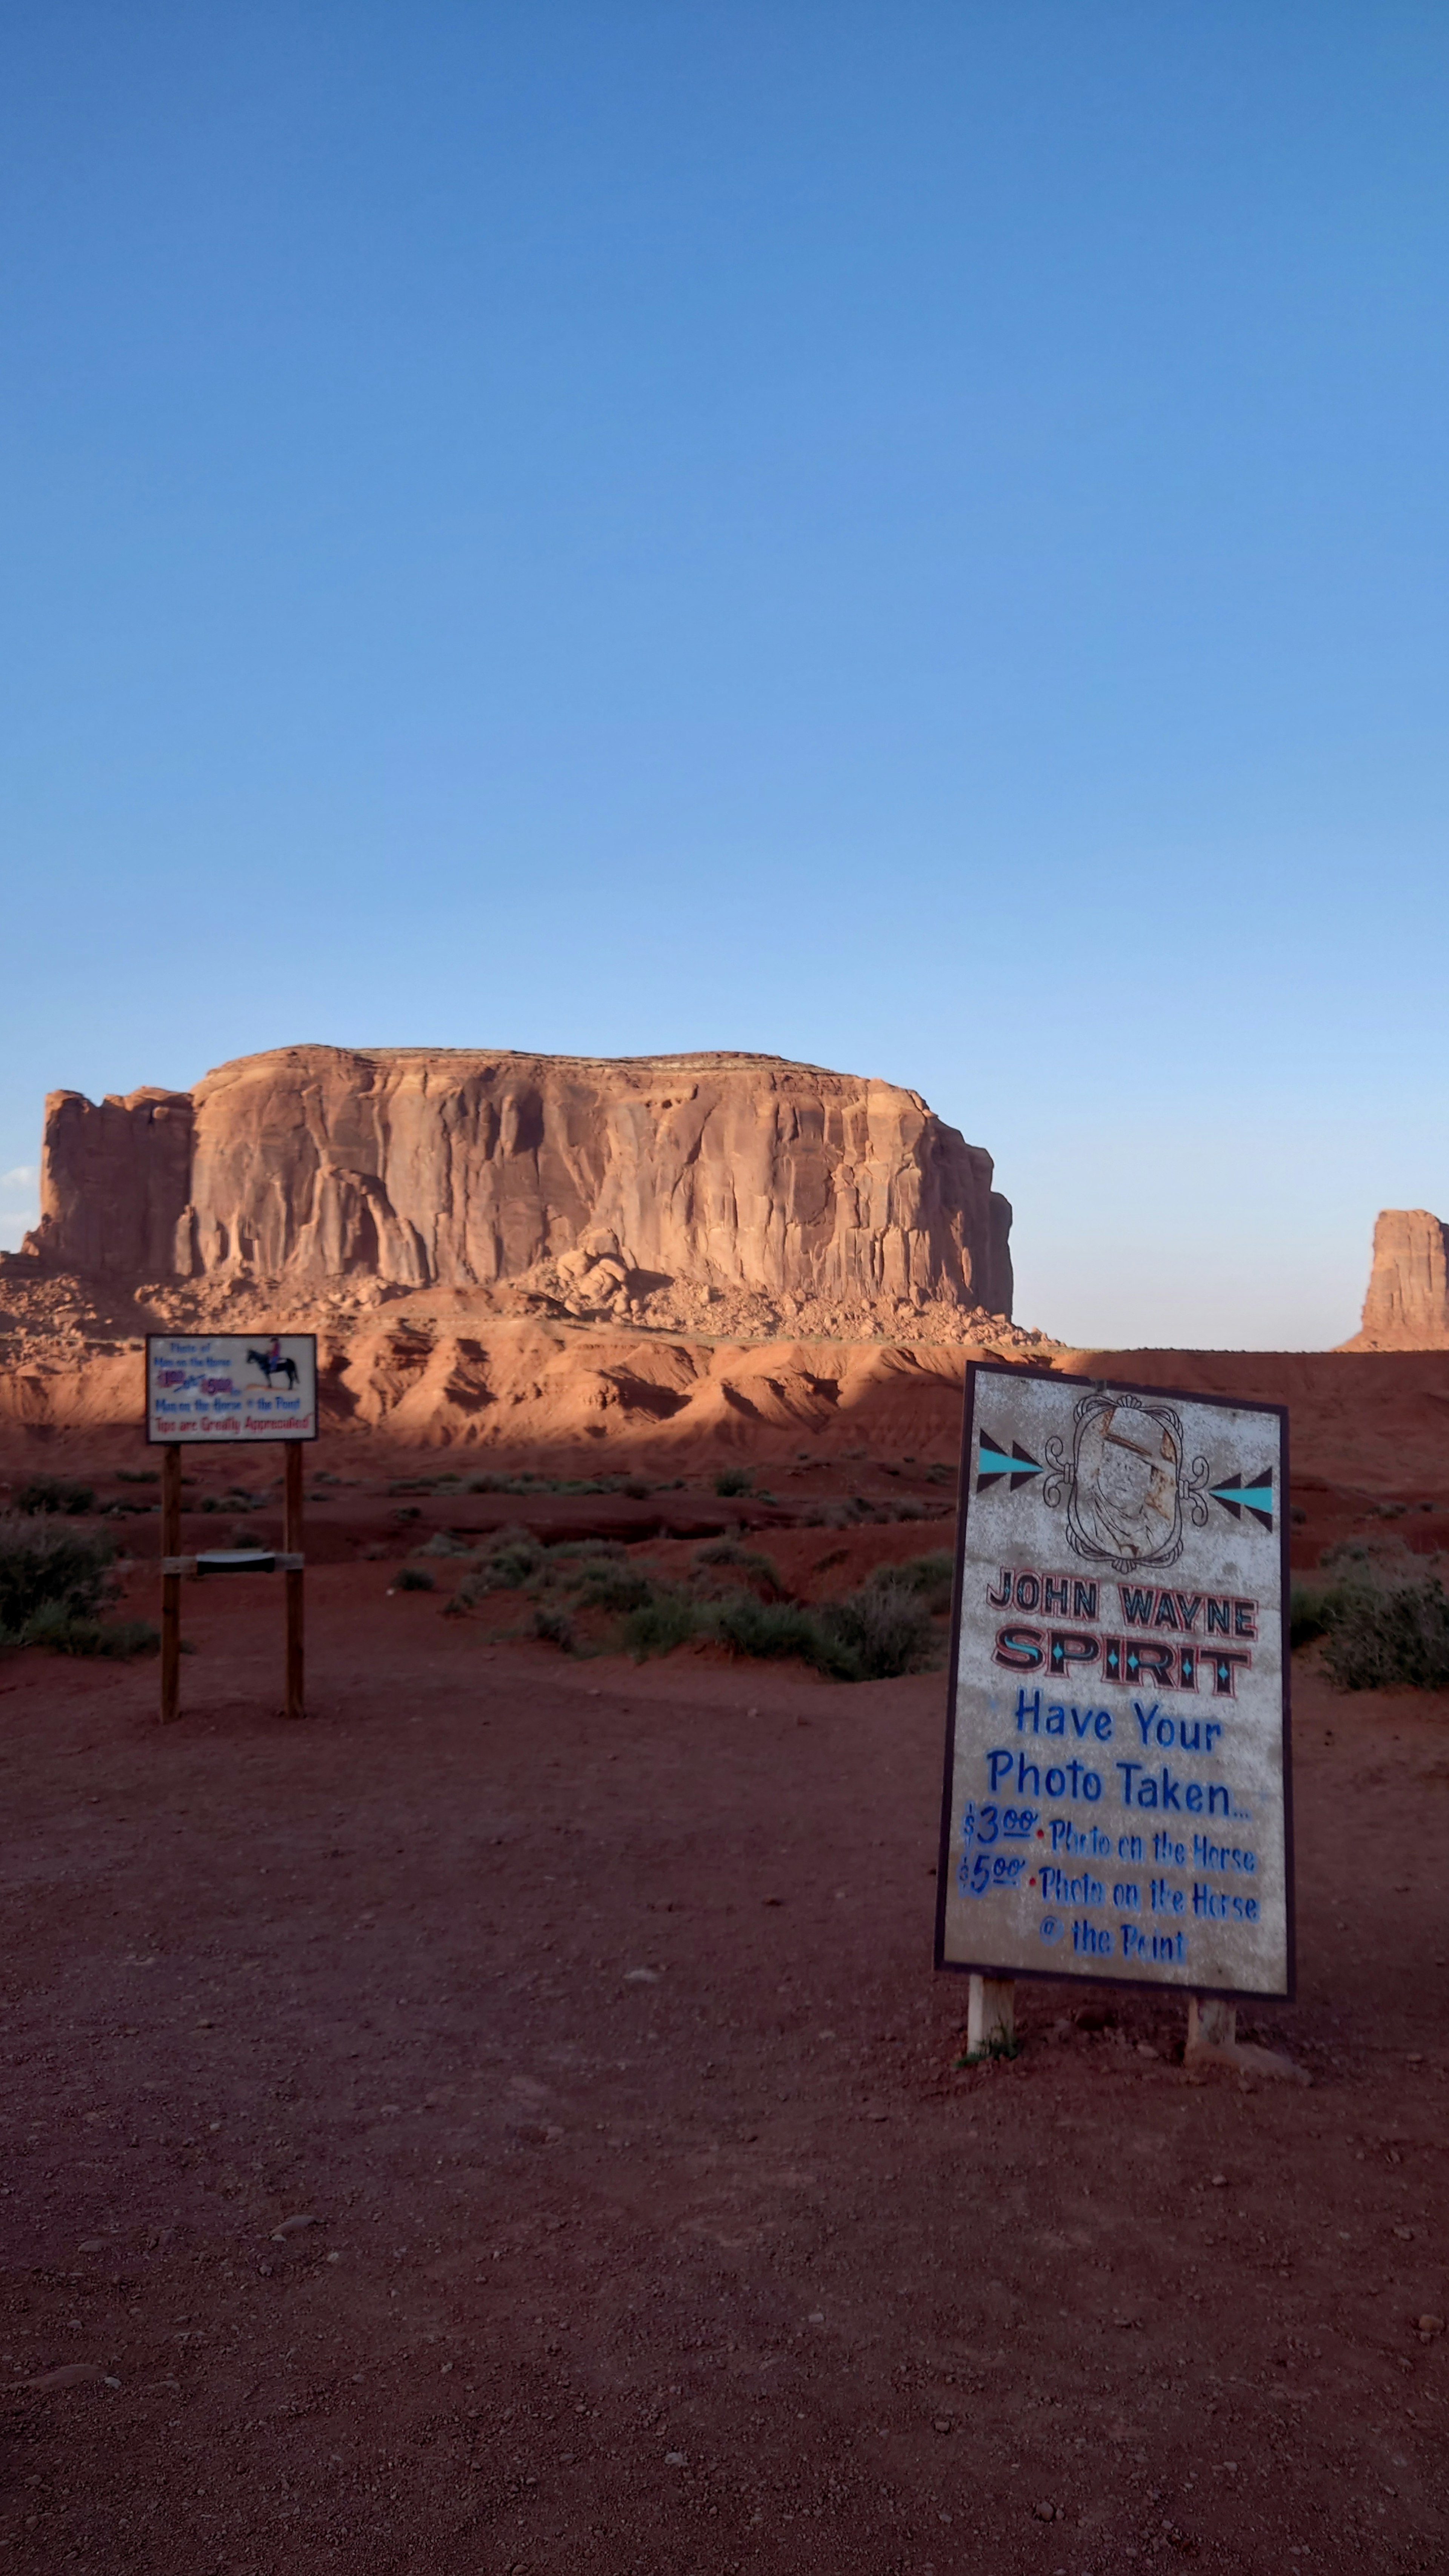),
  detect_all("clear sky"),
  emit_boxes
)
[3,3,1446,1347]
